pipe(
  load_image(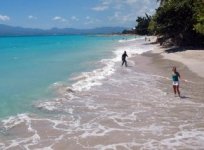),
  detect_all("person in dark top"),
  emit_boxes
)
[122,51,128,67]
[172,66,181,97]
